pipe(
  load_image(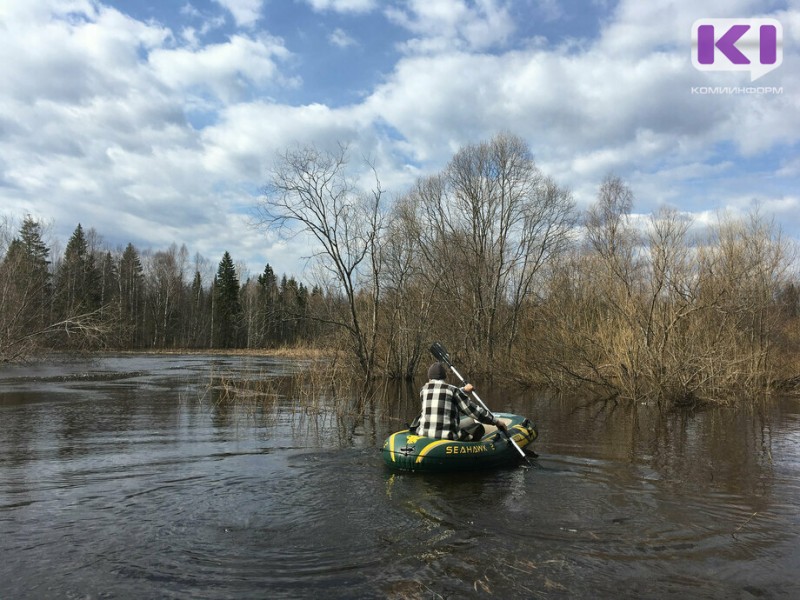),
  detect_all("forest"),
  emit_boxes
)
[2,133,799,409]
[0,220,319,358]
